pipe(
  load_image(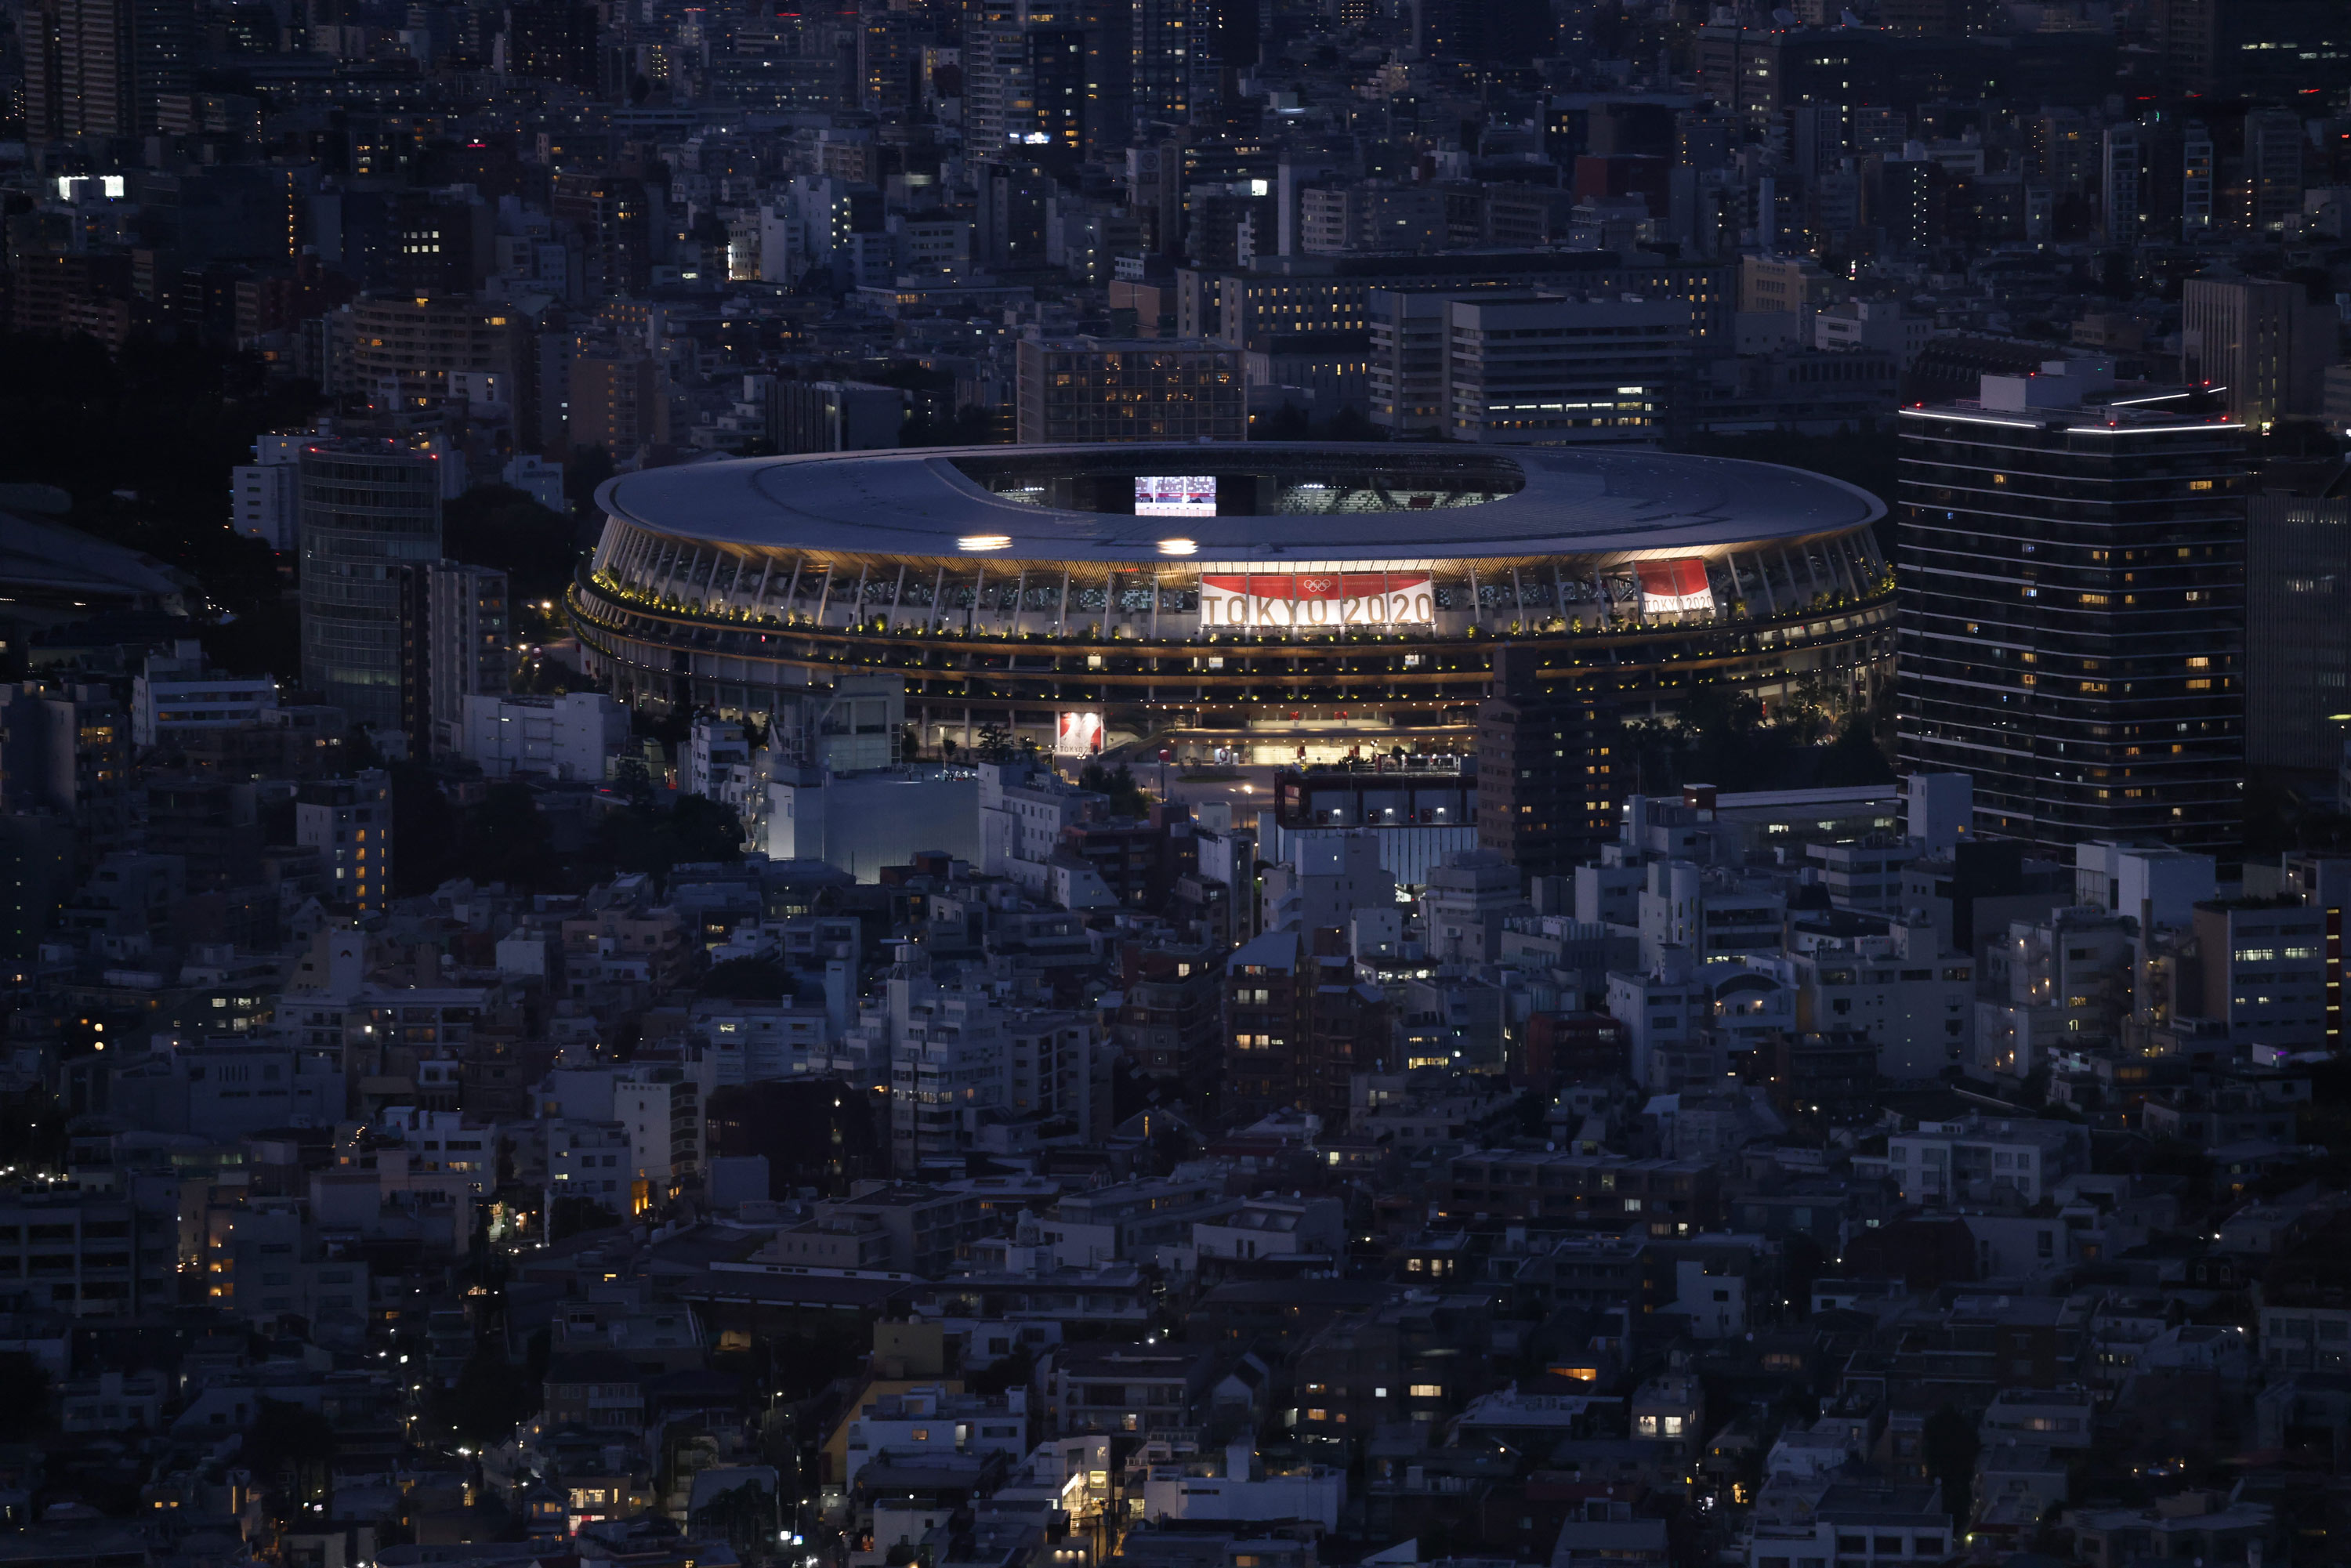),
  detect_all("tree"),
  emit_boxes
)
[1080,760,1149,817]
[566,444,615,517]
[434,1349,540,1446]
[691,1479,781,1558]
[0,331,322,681]
[247,1397,339,1508]
[440,483,583,604]
[593,794,746,887]
[460,781,562,890]
[389,761,463,896]
[549,1193,624,1241]
[1921,1403,1980,1525]
[703,957,793,1000]
[0,1353,55,1442]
